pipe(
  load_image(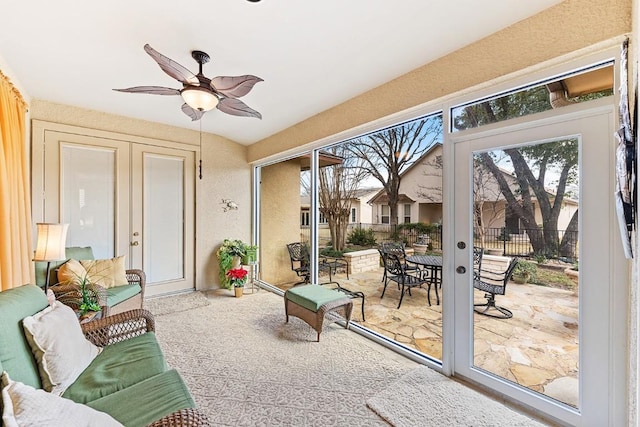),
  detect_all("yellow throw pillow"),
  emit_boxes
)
[80,256,128,289]
[1,371,122,426]
[56,259,88,286]
[22,301,102,395]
